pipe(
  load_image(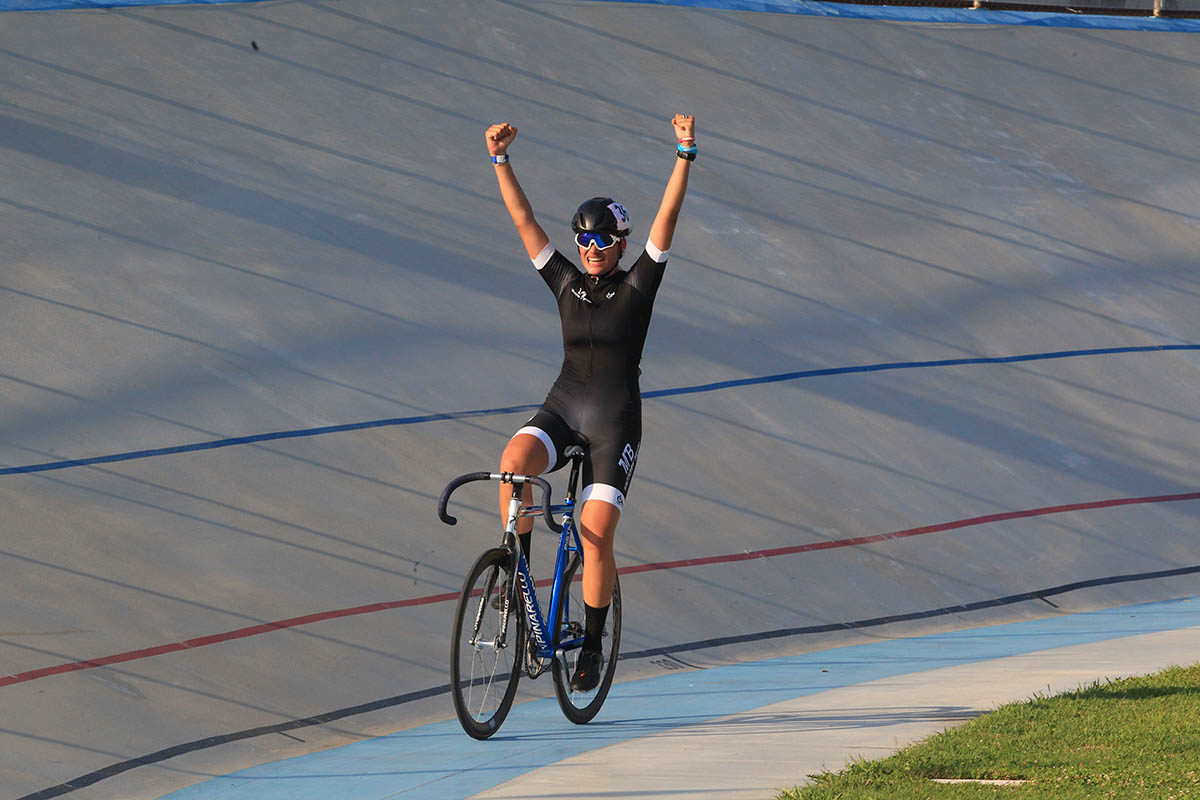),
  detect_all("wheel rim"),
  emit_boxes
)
[452,551,522,735]
[553,556,620,718]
